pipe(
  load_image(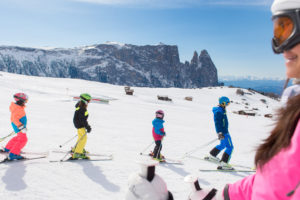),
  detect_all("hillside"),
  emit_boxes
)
[0,72,279,199]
